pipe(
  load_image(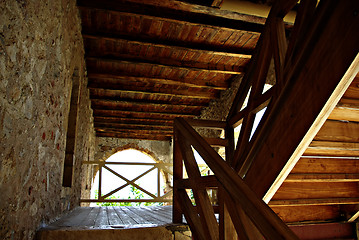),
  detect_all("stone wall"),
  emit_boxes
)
[0,1,95,239]
[95,138,172,164]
